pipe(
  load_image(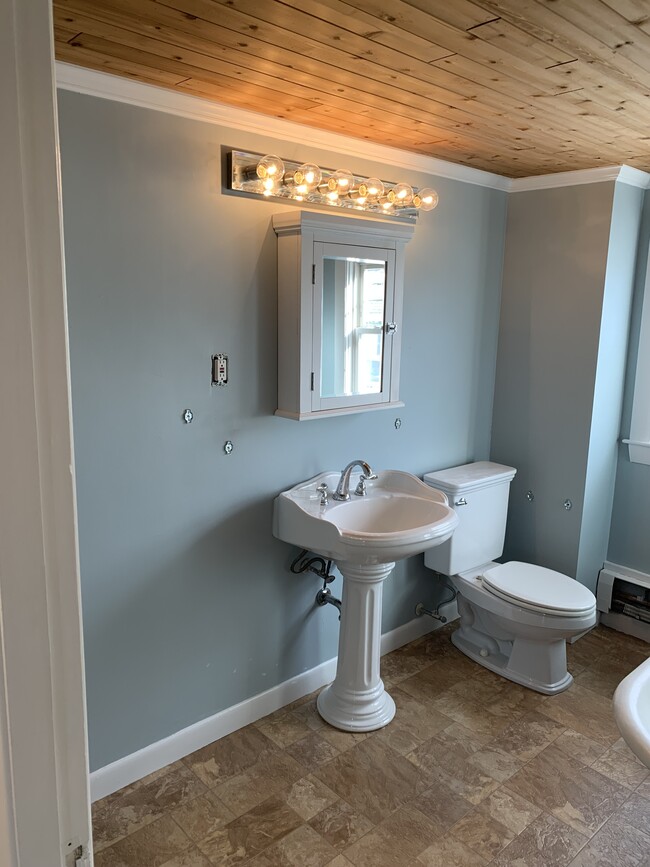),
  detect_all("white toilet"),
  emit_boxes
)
[423,461,597,694]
